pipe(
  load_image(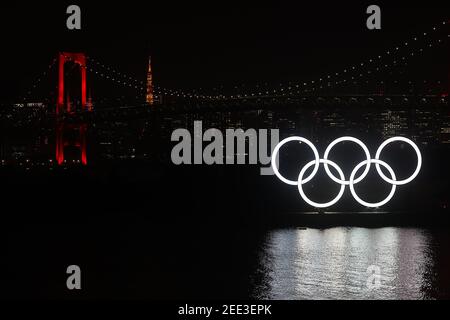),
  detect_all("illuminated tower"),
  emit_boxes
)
[146,56,154,105]
[56,52,89,165]
[57,52,87,114]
